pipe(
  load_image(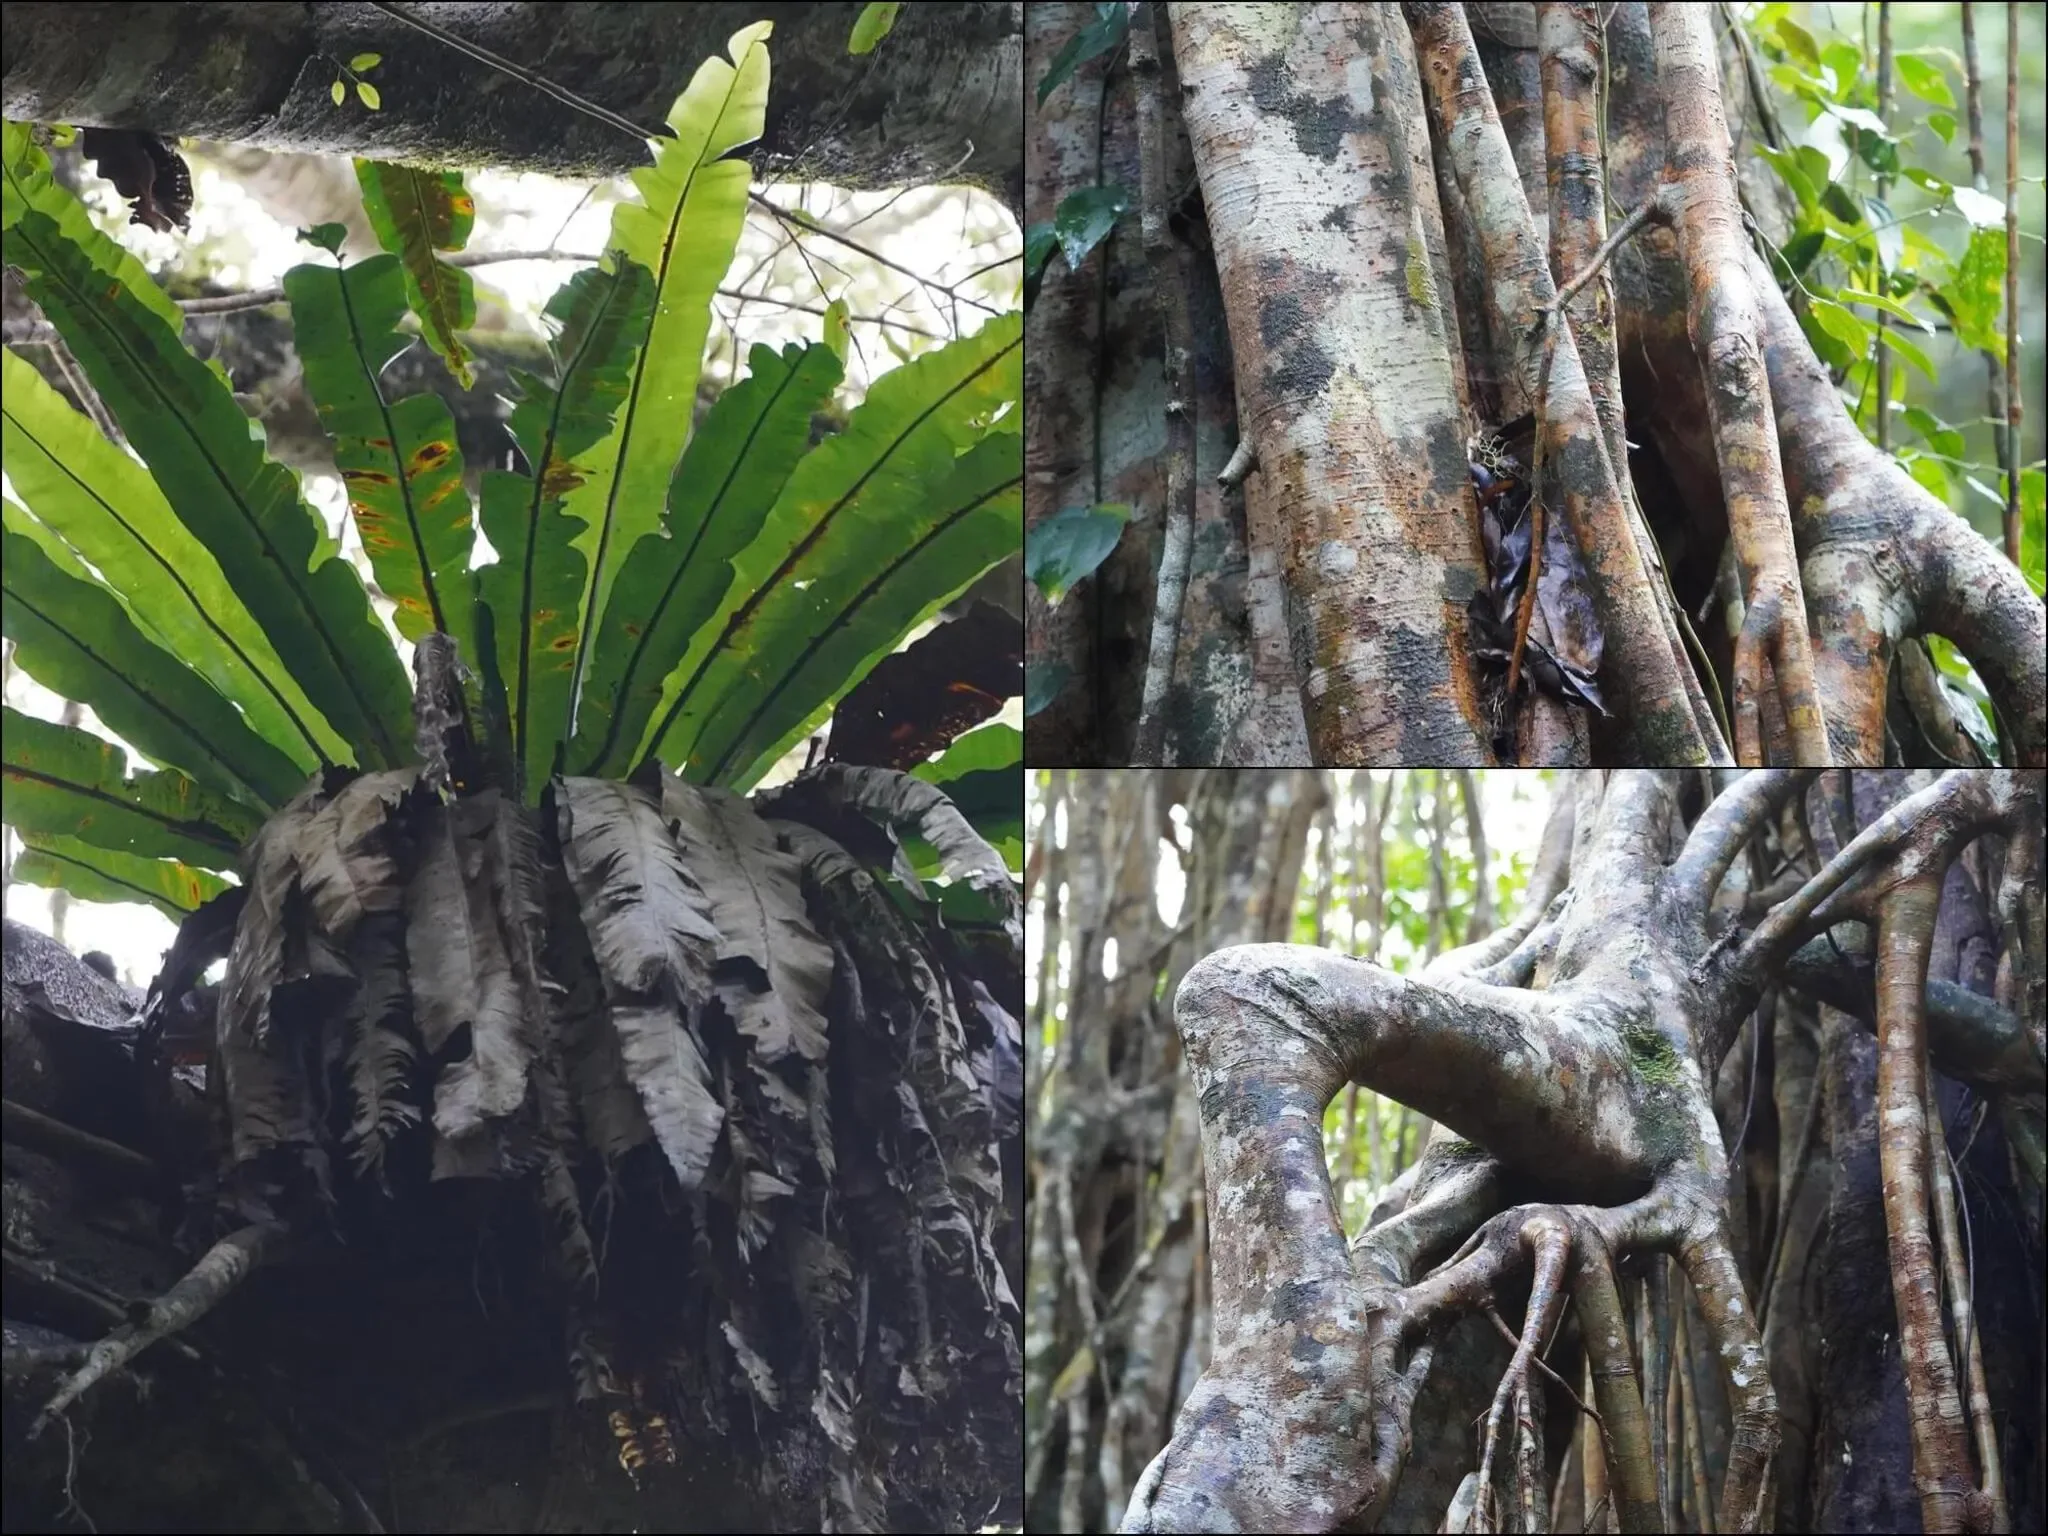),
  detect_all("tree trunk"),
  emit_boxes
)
[1024,1,2044,766]
[1,2,1022,211]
